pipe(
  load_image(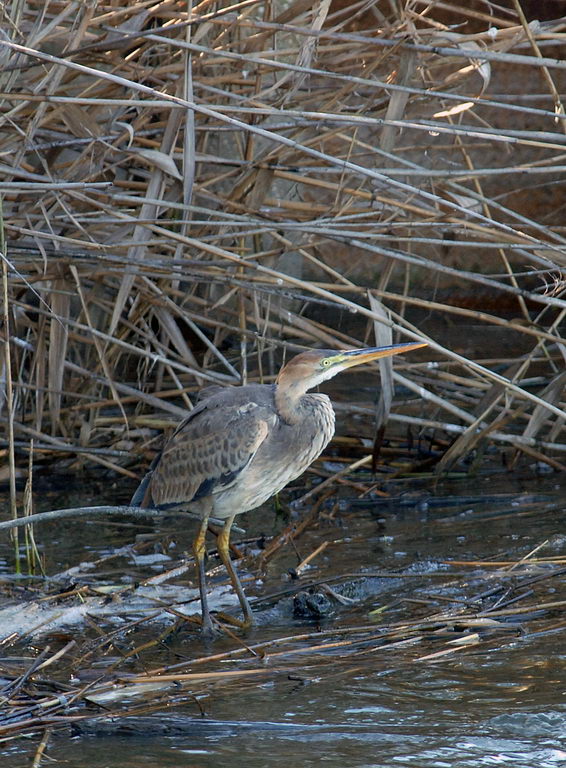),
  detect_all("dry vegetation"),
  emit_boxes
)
[0,0,565,493]
[1,498,565,746]
[1,2,566,756]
